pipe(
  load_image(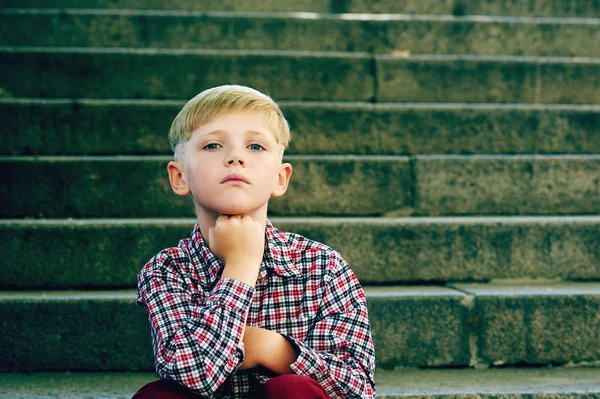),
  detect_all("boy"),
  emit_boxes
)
[134,85,376,398]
